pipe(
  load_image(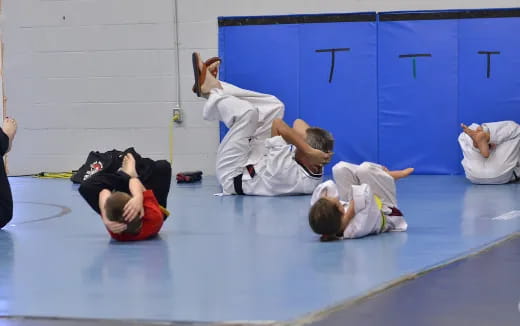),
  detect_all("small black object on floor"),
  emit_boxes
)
[176,171,203,183]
